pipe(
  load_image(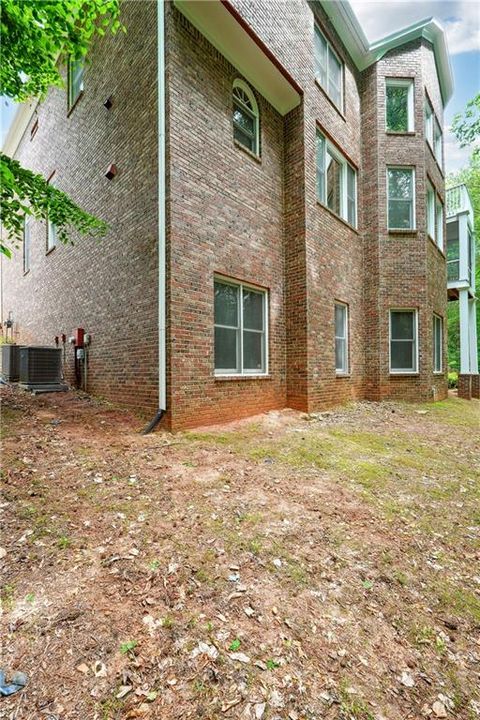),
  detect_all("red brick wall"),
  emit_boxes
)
[166,6,286,429]
[2,0,448,427]
[1,1,159,413]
